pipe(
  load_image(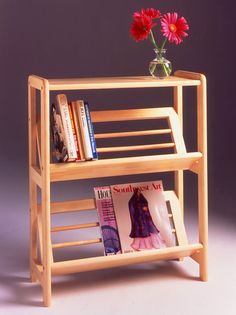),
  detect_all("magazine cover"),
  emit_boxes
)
[94,186,121,256]
[110,181,175,253]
